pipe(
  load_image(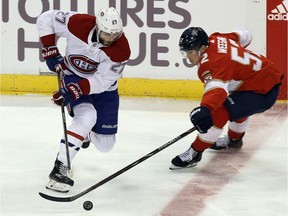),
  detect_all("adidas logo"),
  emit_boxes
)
[267,0,288,20]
